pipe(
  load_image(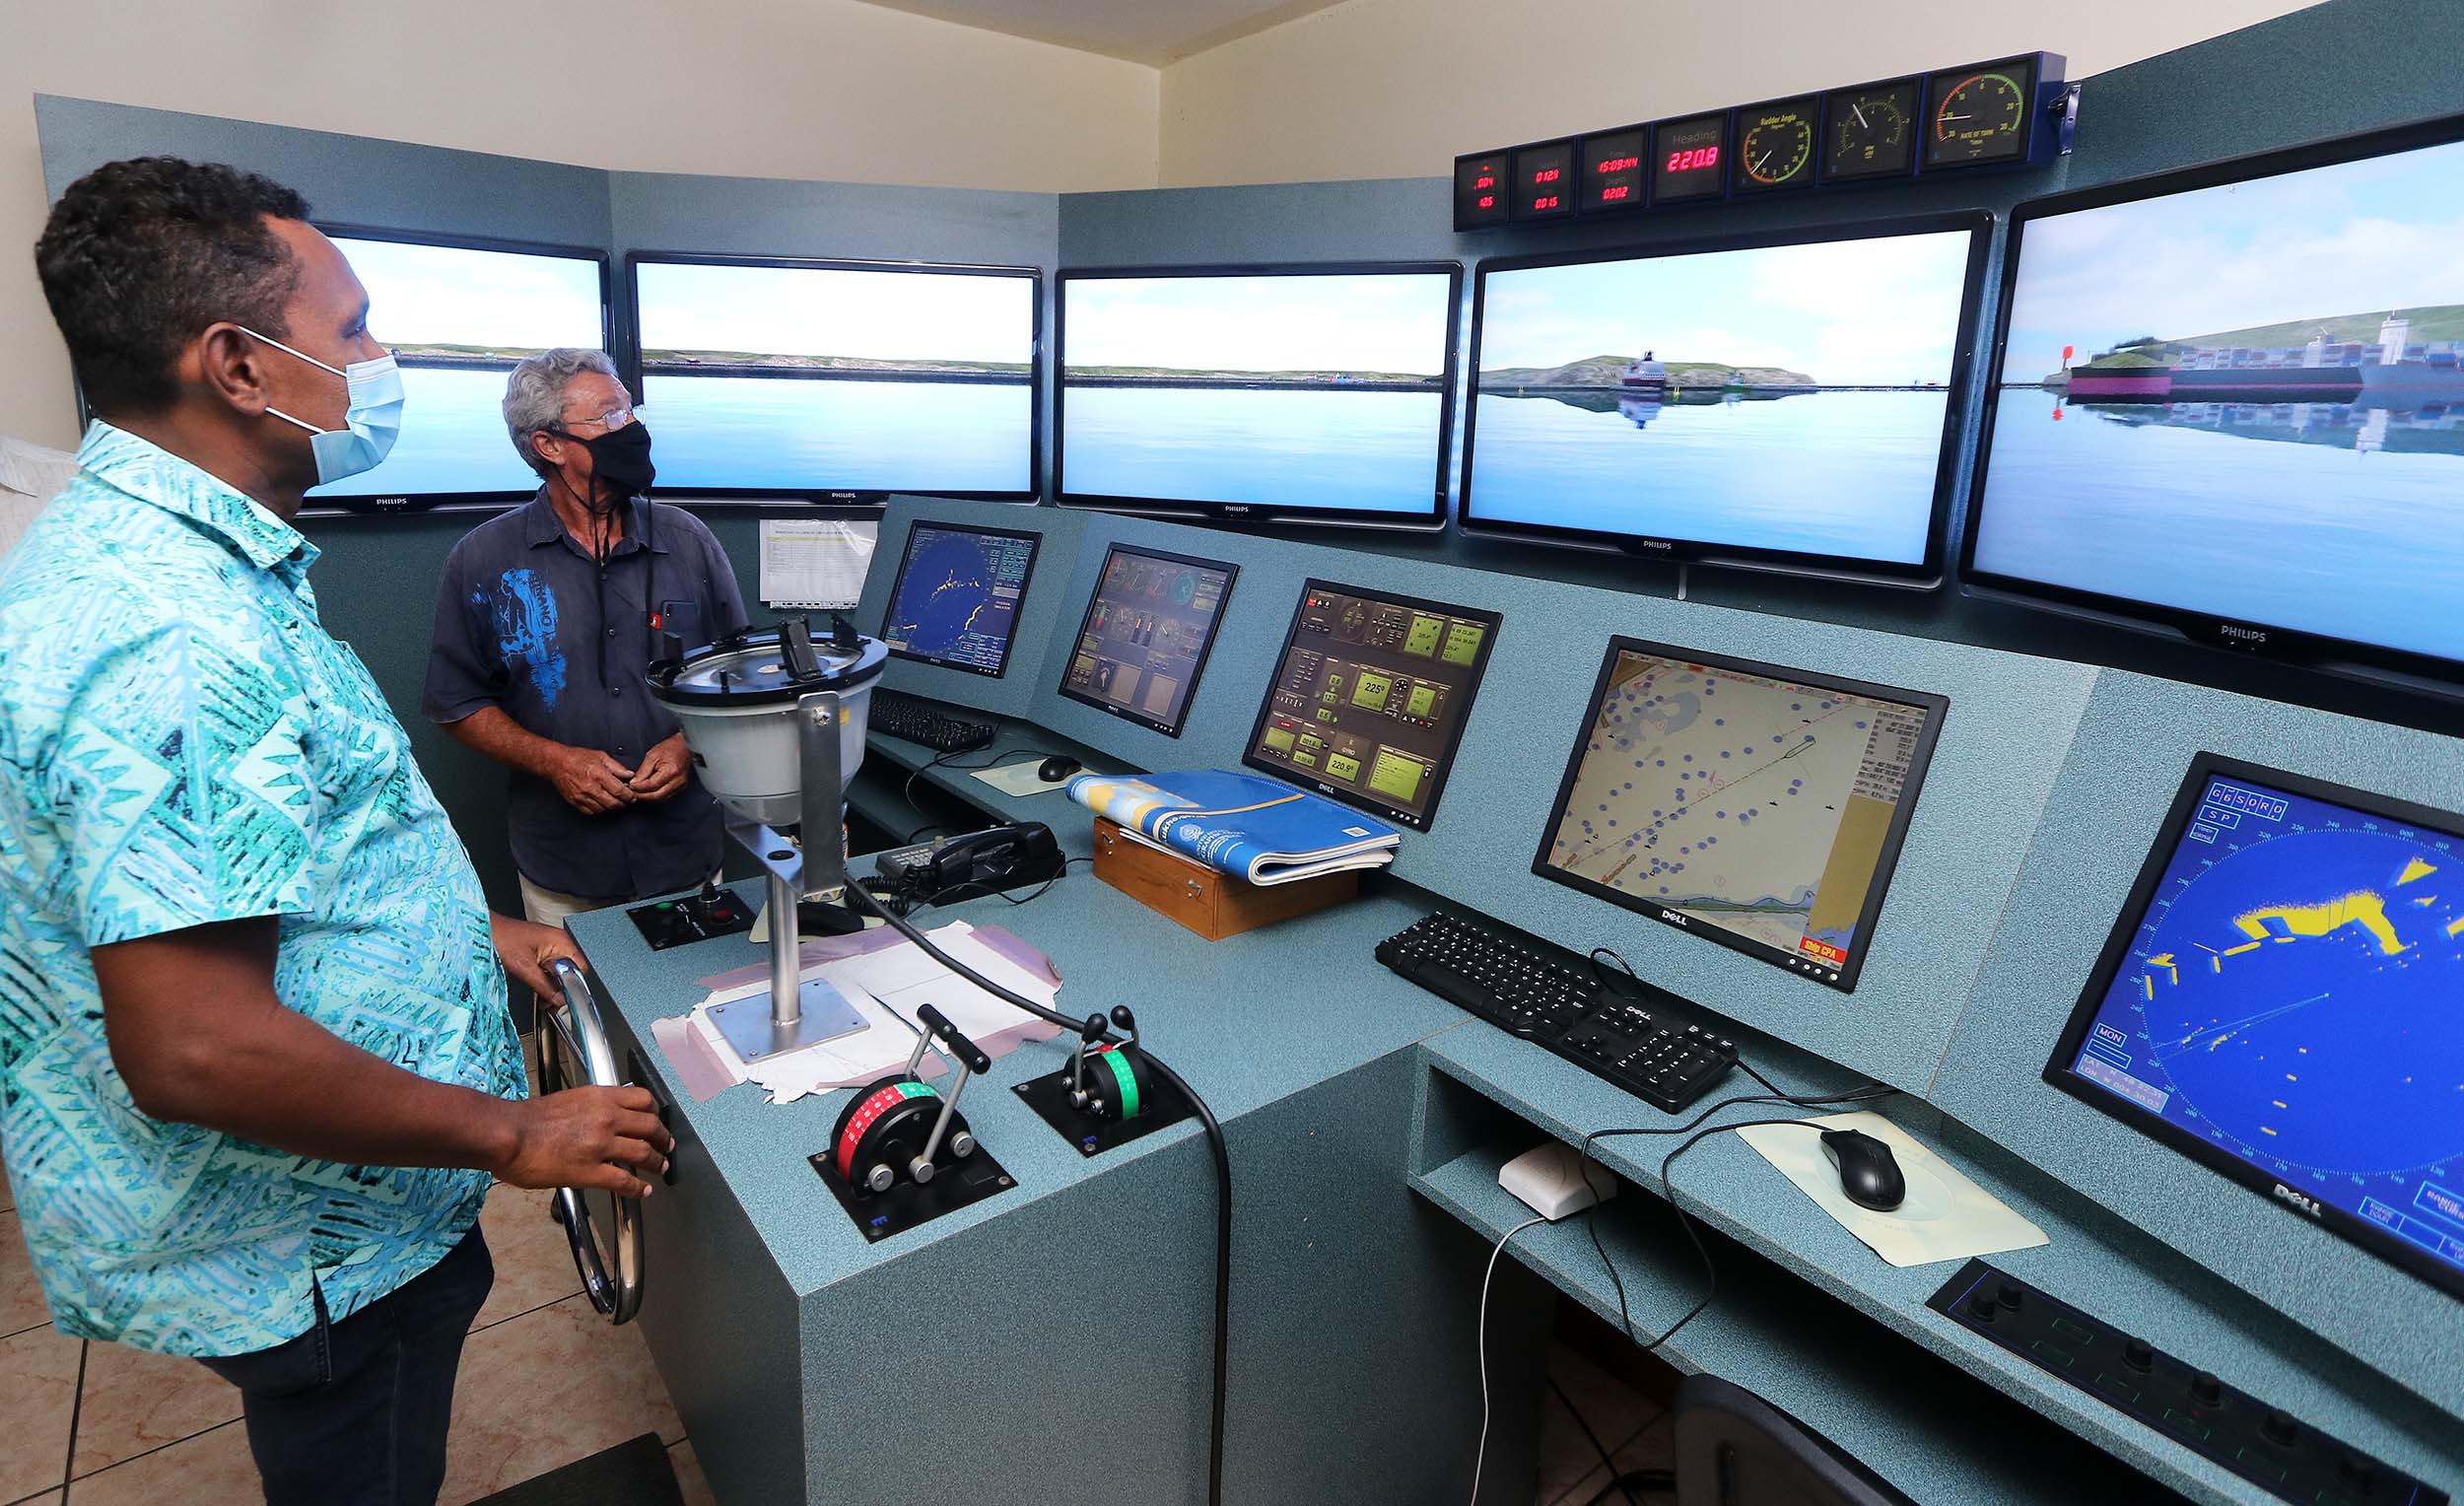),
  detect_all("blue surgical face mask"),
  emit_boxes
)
[241,326,405,485]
